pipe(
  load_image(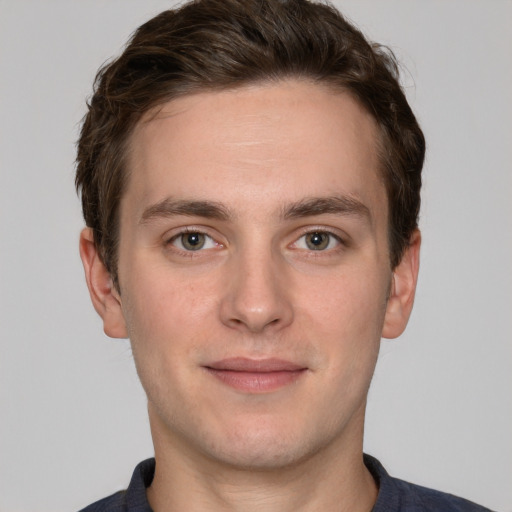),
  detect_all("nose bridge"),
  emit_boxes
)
[220,239,293,333]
